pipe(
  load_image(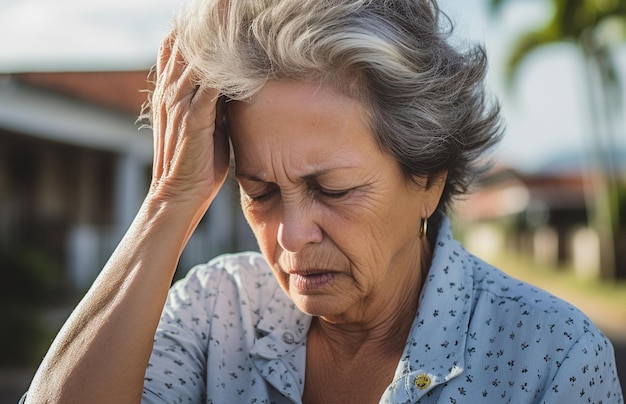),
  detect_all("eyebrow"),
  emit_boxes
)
[235,168,335,183]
